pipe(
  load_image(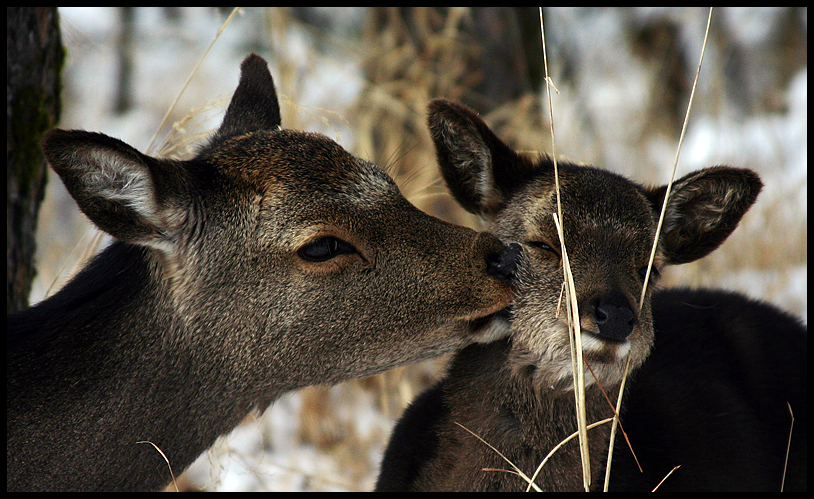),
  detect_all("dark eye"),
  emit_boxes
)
[638,265,661,283]
[298,236,357,262]
[528,241,557,254]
